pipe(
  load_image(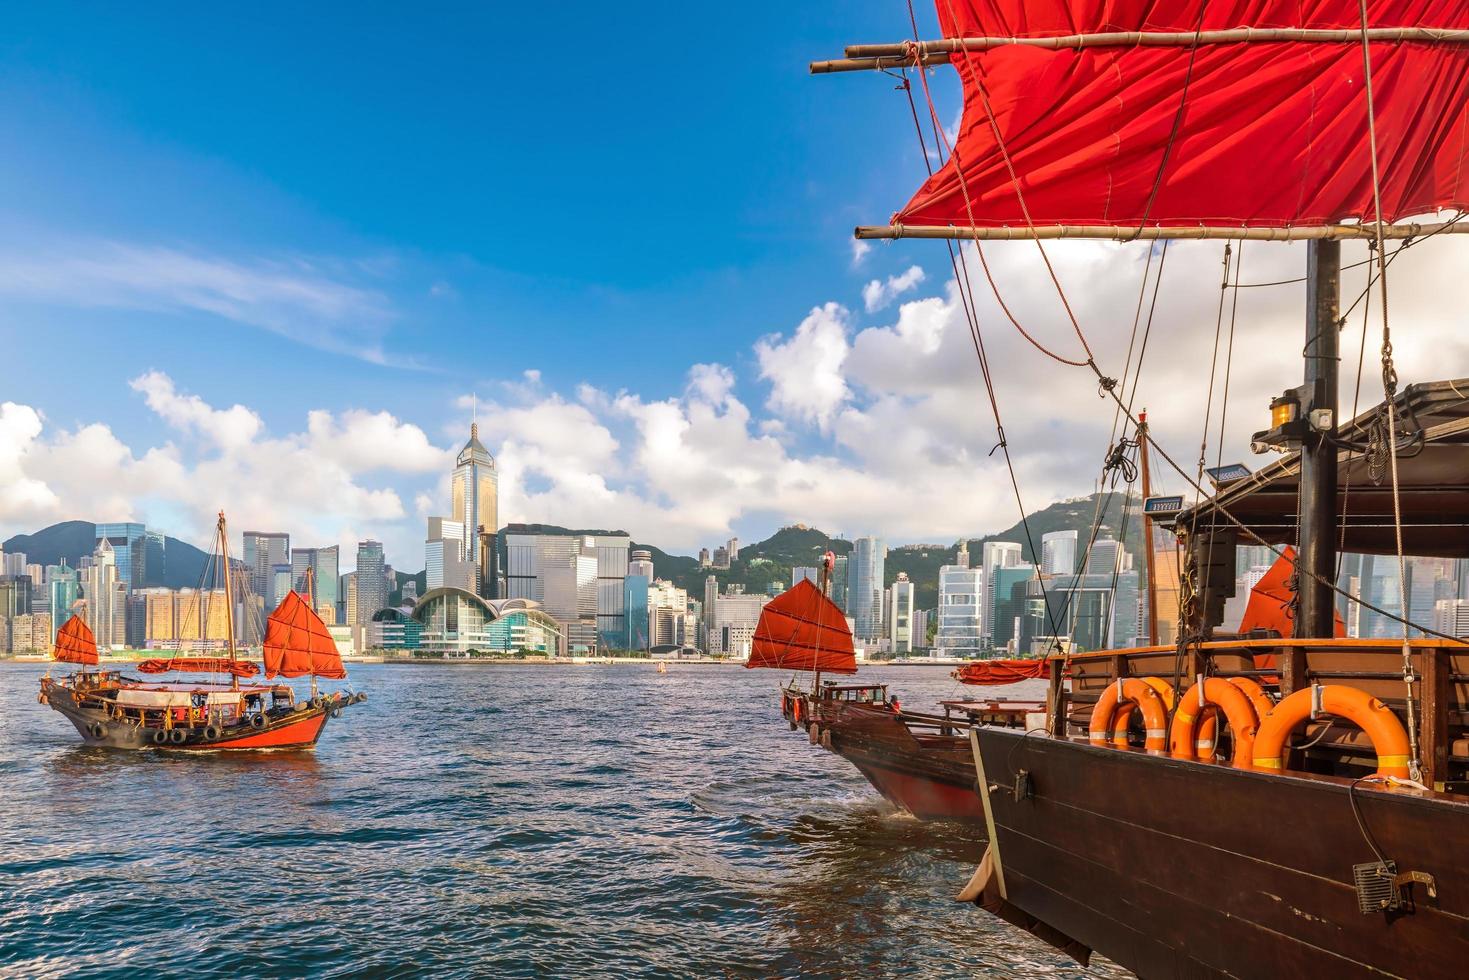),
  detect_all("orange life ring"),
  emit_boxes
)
[792,698,803,725]
[1253,685,1412,779]
[1108,676,1183,746]
[1168,677,1261,768]
[1227,676,1275,722]
[1089,678,1169,754]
